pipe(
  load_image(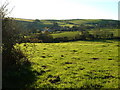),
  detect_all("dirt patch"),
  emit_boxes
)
[65,62,73,64]
[91,58,99,60]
